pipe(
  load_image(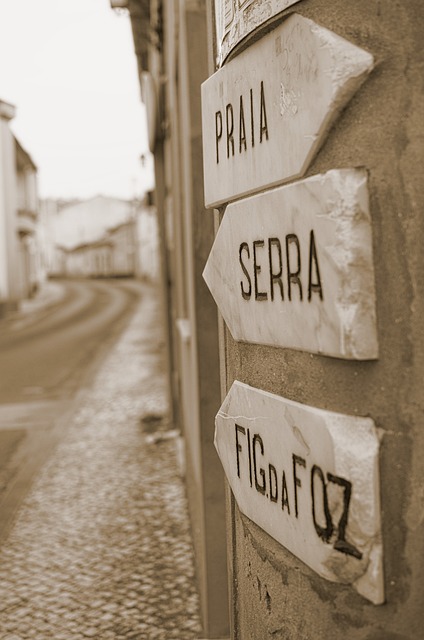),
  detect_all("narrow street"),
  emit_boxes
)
[0,278,202,639]
[0,278,142,403]
[0,278,143,539]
